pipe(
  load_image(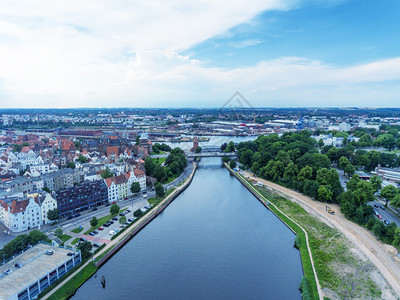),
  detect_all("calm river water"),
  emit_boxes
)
[72,158,302,299]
